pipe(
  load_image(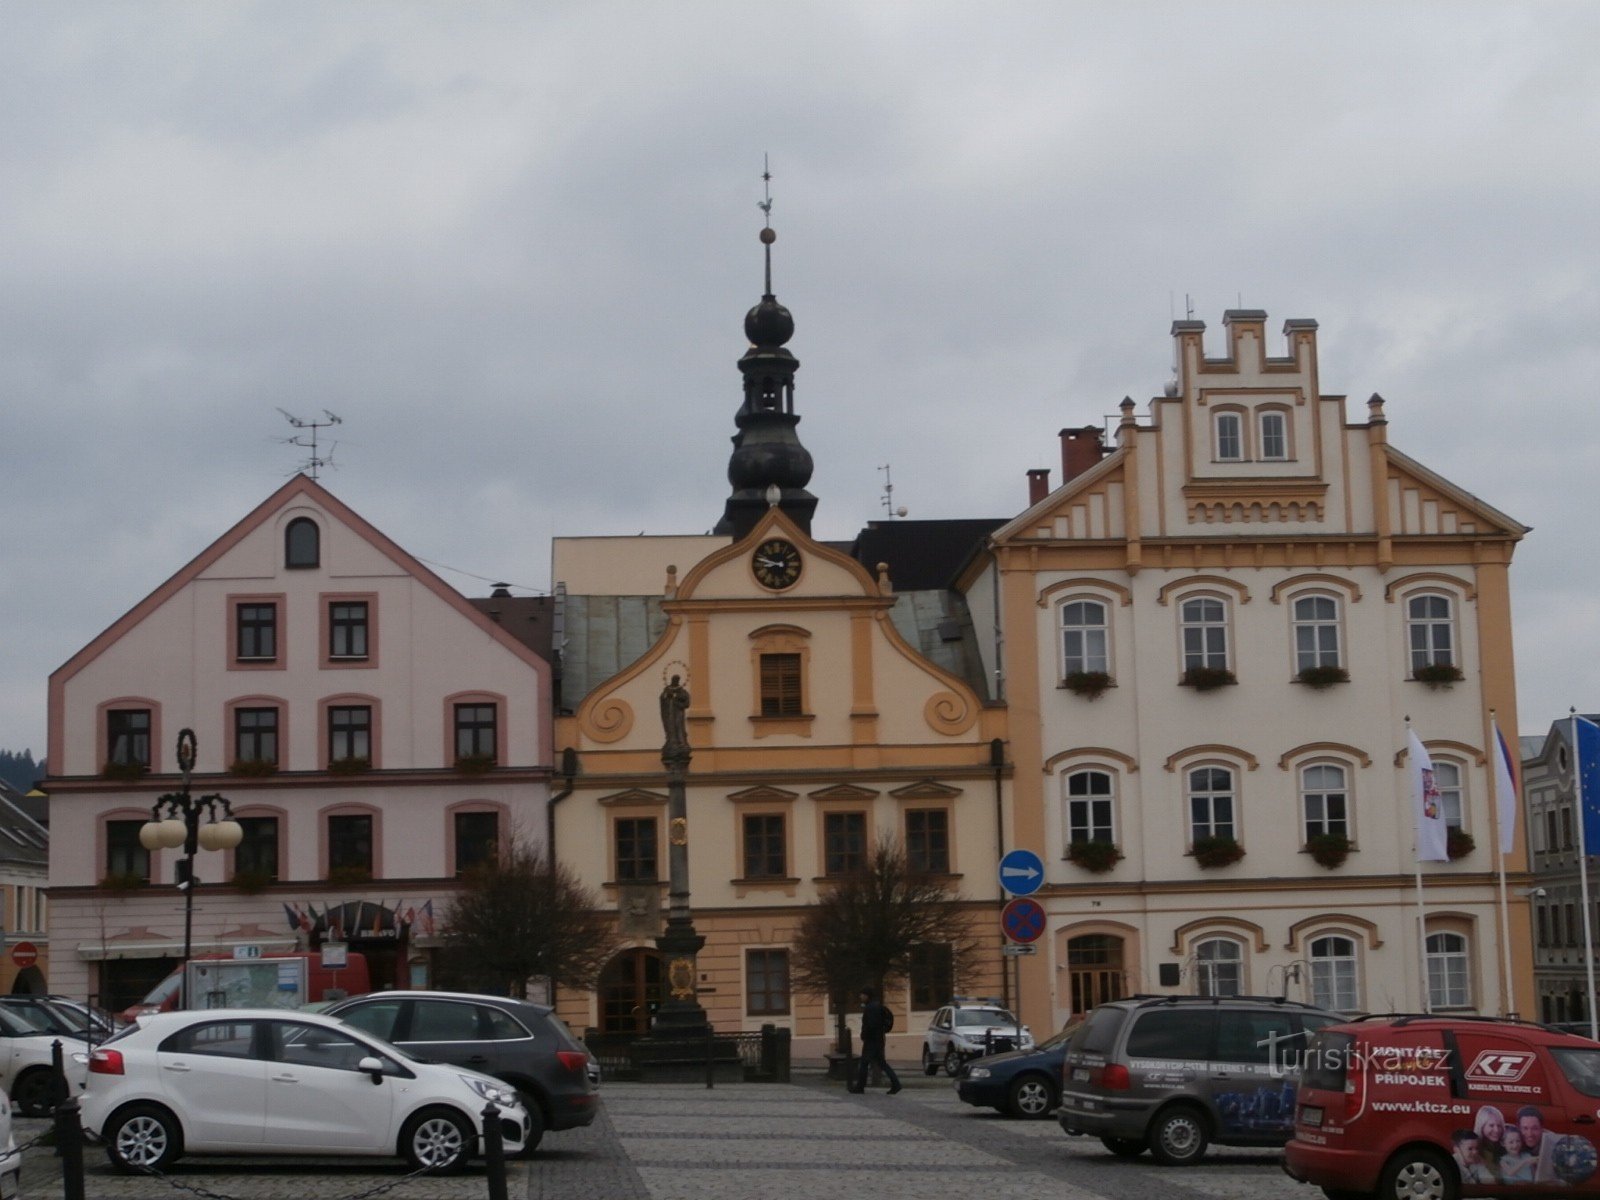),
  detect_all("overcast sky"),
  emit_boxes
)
[3,2,1595,758]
